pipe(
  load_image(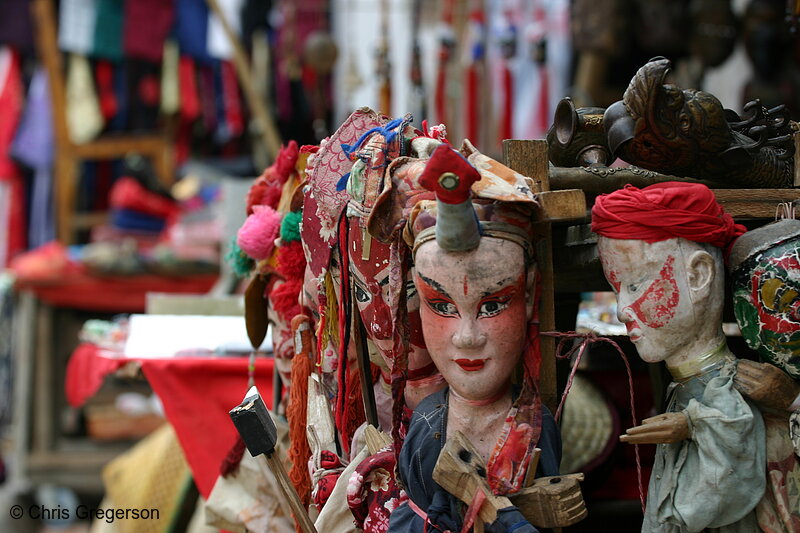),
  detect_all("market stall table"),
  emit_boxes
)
[14,271,218,313]
[9,269,220,491]
[65,342,275,498]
